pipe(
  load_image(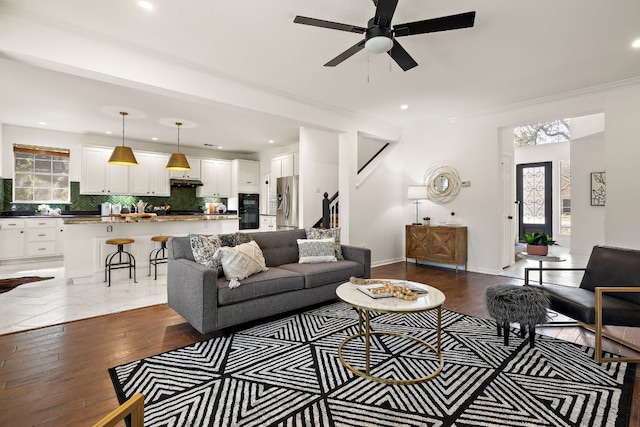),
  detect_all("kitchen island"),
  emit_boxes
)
[63,214,239,283]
